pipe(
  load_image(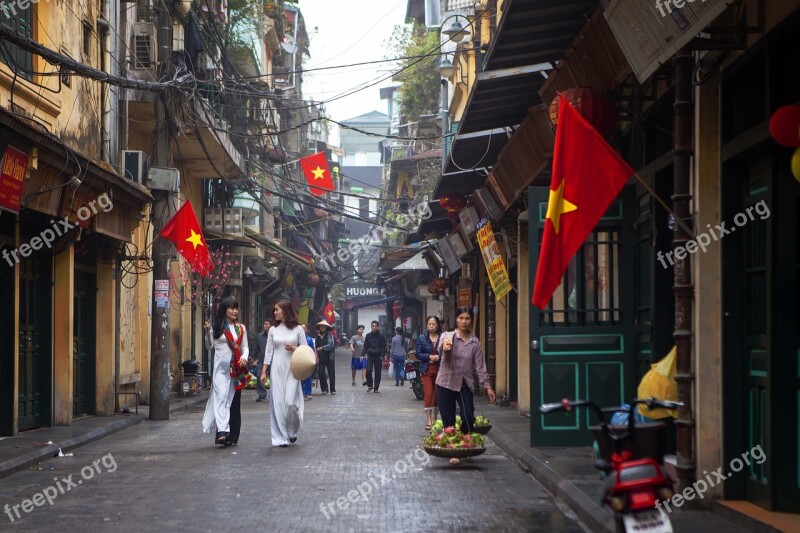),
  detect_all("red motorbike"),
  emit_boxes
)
[540,397,683,533]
